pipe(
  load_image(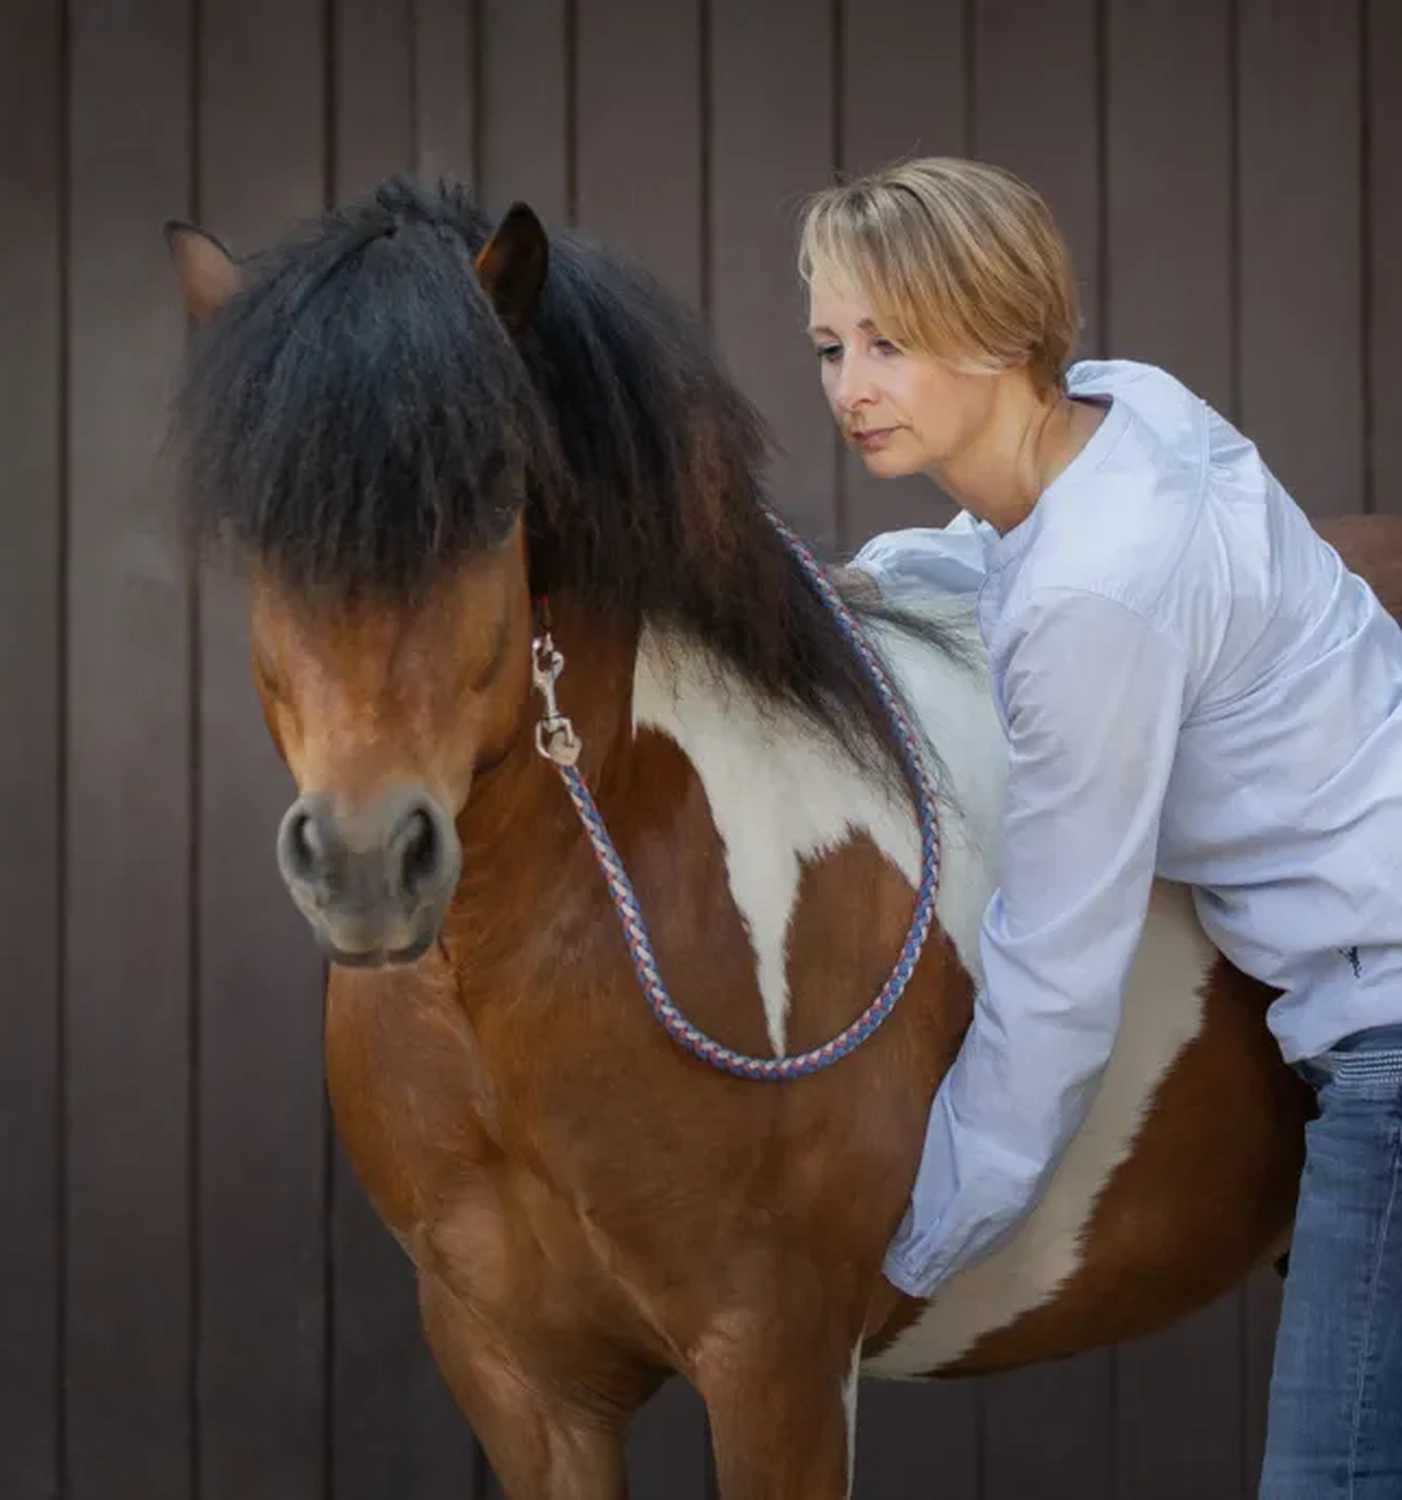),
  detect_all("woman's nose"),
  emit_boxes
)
[835,360,873,411]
